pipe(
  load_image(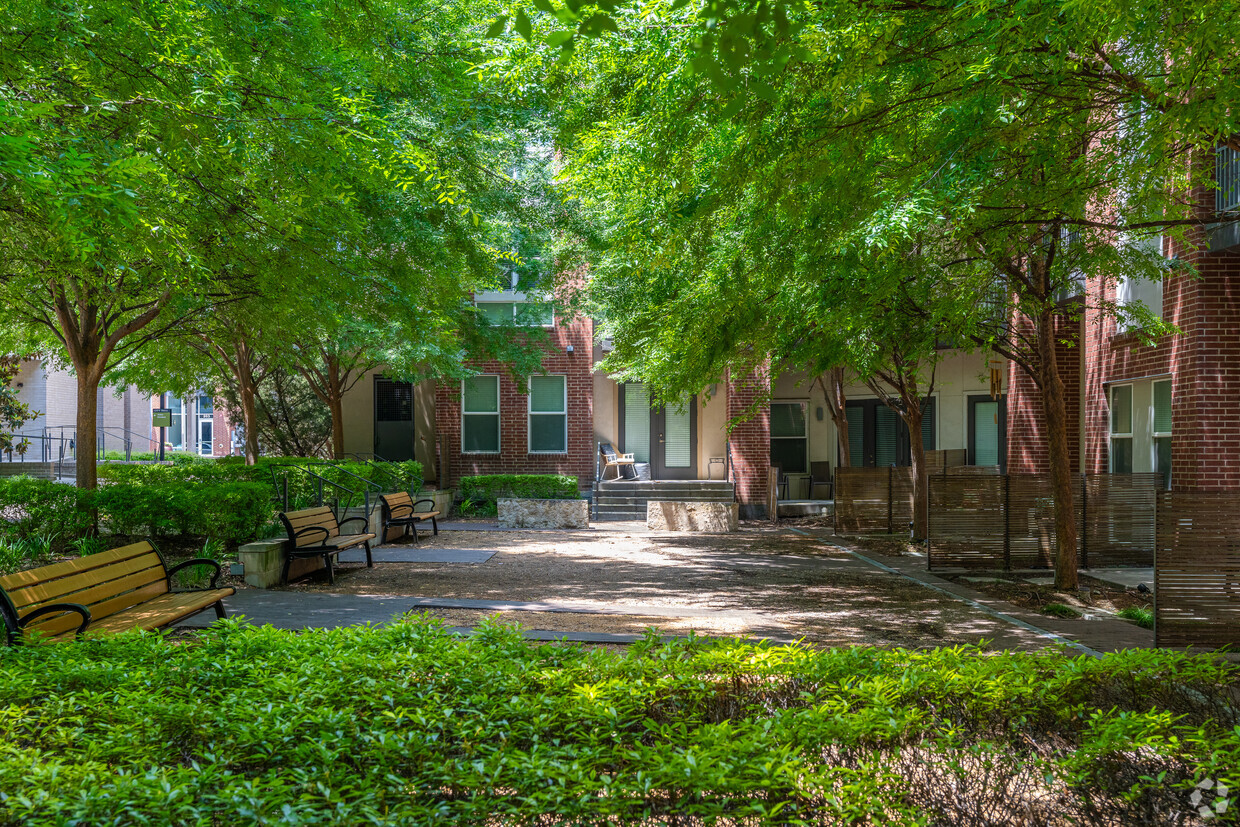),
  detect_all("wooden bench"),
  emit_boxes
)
[0,540,234,645]
[379,492,440,543]
[278,506,375,585]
